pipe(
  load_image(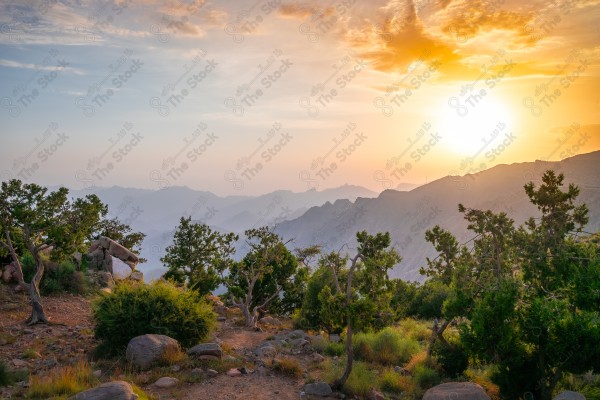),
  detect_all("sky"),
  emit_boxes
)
[1,0,599,196]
